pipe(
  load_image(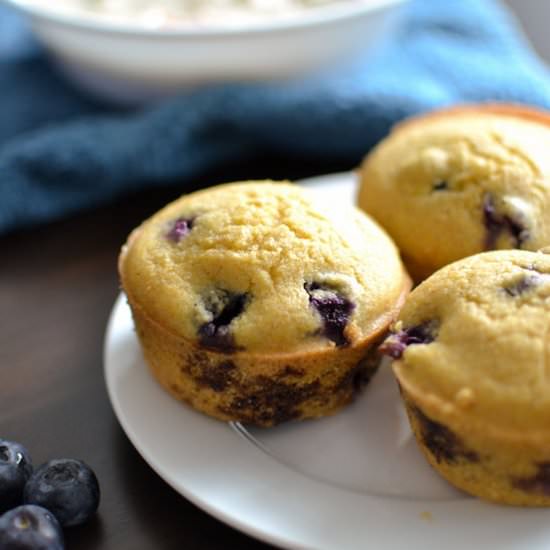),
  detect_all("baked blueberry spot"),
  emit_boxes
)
[483,194,529,250]
[503,267,550,297]
[504,274,541,297]
[198,292,248,352]
[413,406,479,464]
[379,322,438,359]
[304,282,355,347]
[432,180,448,192]
[194,360,236,392]
[185,351,320,426]
[223,377,321,426]
[166,217,194,242]
[513,463,550,496]
[198,324,233,352]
